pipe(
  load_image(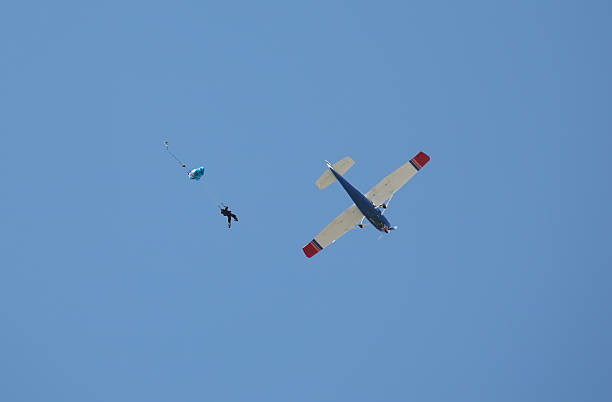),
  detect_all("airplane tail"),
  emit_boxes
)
[315,156,355,190]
